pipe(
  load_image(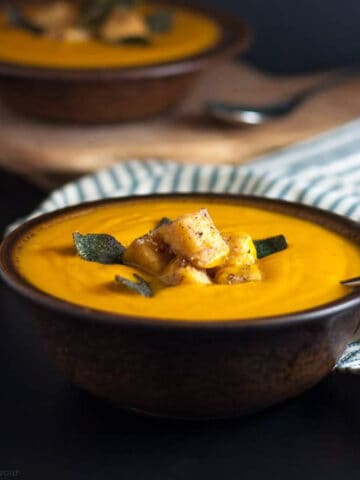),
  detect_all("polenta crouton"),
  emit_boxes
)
[99,7,149,43]
[214,264,262,285]
[29,2,77,31]
[161,257,212,286]
[221,233,257,268]
[212,233,259,284]
[60,27,90,43]
[124,233,172,275]
[156,209,229,269]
